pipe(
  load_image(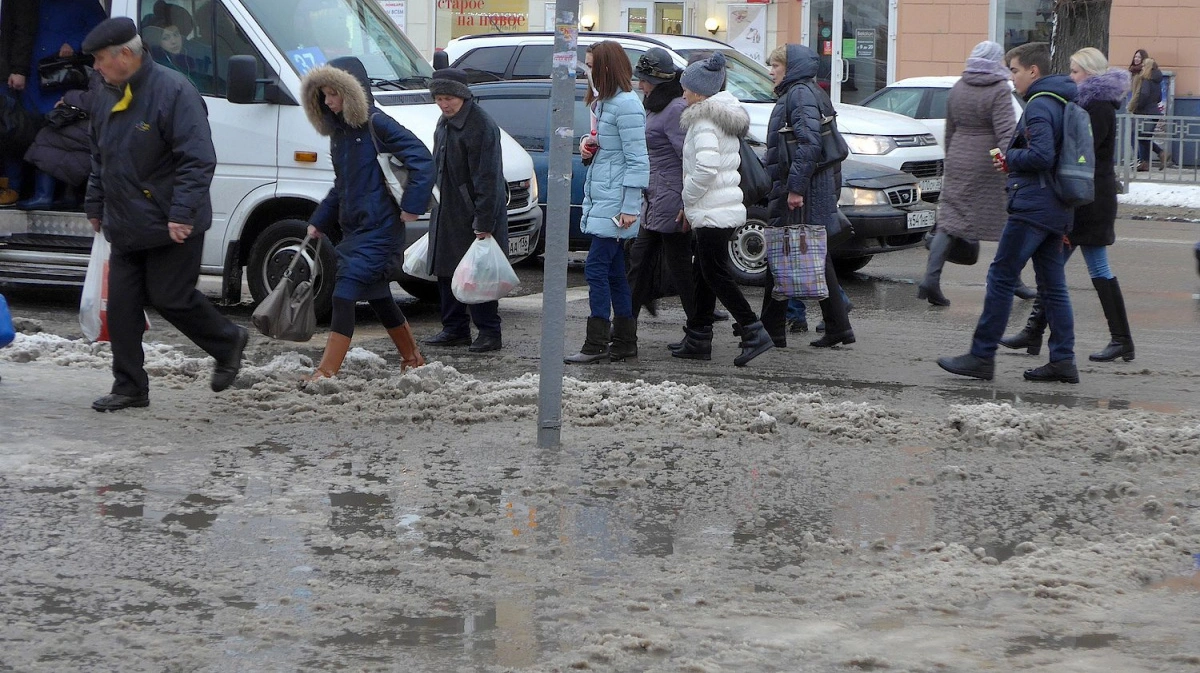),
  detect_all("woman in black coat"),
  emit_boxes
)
[424,68,508,353]
[1002,48,1135,363]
